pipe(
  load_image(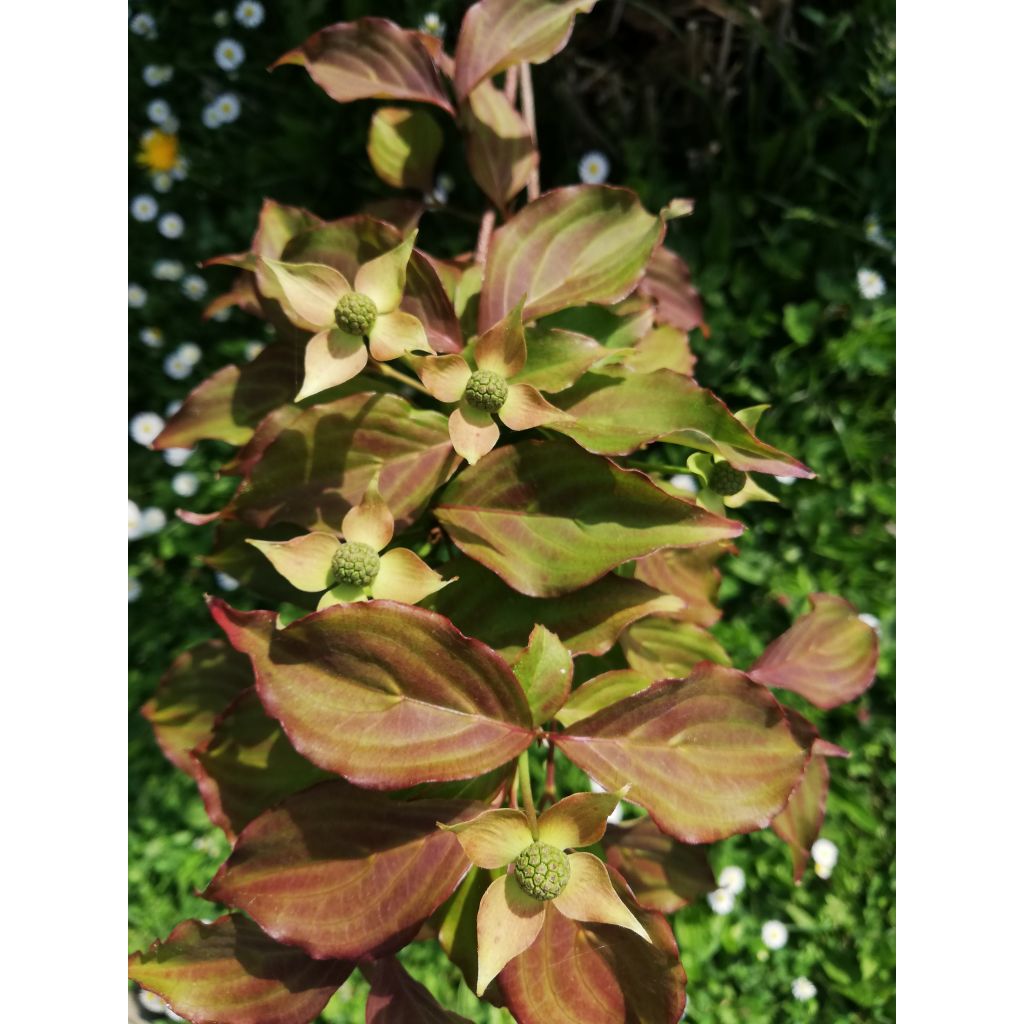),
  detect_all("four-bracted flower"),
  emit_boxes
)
[440,790,651,995]
[247,476,452,610]
[259,232,433,401]
[414,300,567,464]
